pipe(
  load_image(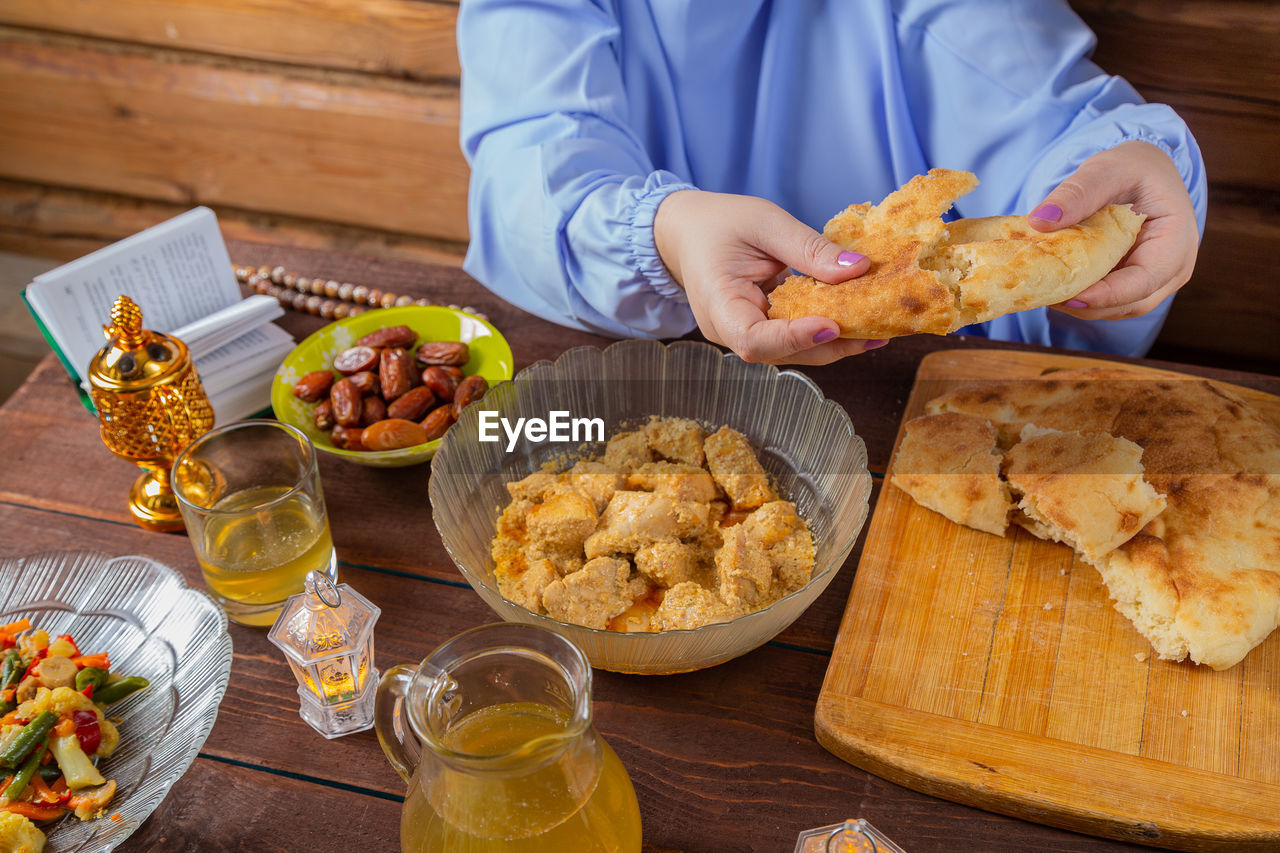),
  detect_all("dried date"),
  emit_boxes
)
[293,370,334,402]
[421,366,457,402]
[362,418,428,451]
[330,424,366,451]
[360,396,388,427]
[347,371,381,396]
[355,325,417,349]
[420,405,455,441]
[380,348,414,401]
[416,341,470,367]
[387,386,436,421]
[330,377,363,427]
[333,345,379,375]
[313,399,334,431]
[451,375,489,419]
